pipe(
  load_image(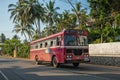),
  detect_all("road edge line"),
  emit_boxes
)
[0,70,9,80]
